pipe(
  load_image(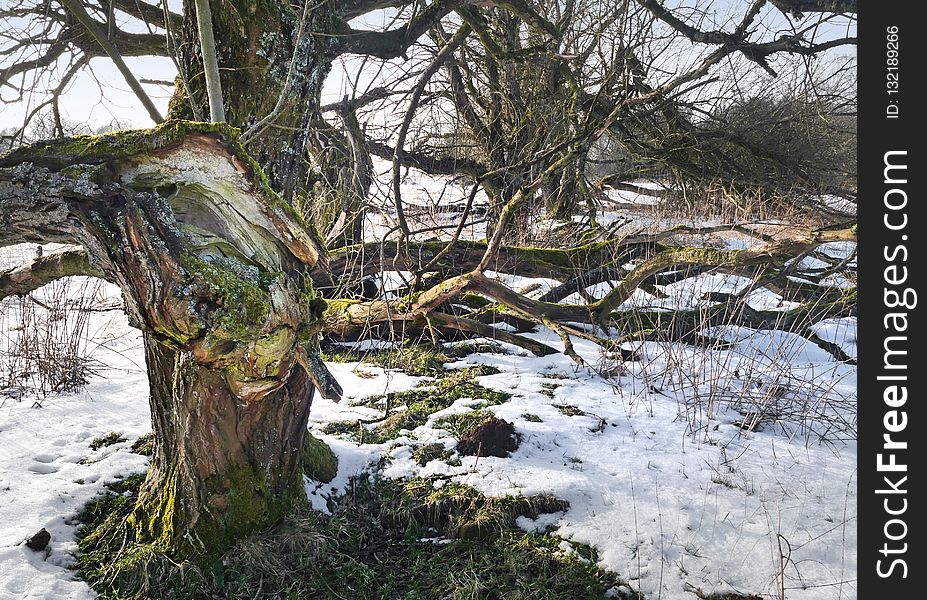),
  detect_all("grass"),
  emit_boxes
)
[521,413,543,423]
[89,432,126,451]
[74,473,637,599]
[553,404,587,417]
[539,382,559,398]
[323,366,510,444]
[433,409,496,439]
[130,433,154,456]
[411,443,455,466]
[322,343,450,376]
[72,473,146,534]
